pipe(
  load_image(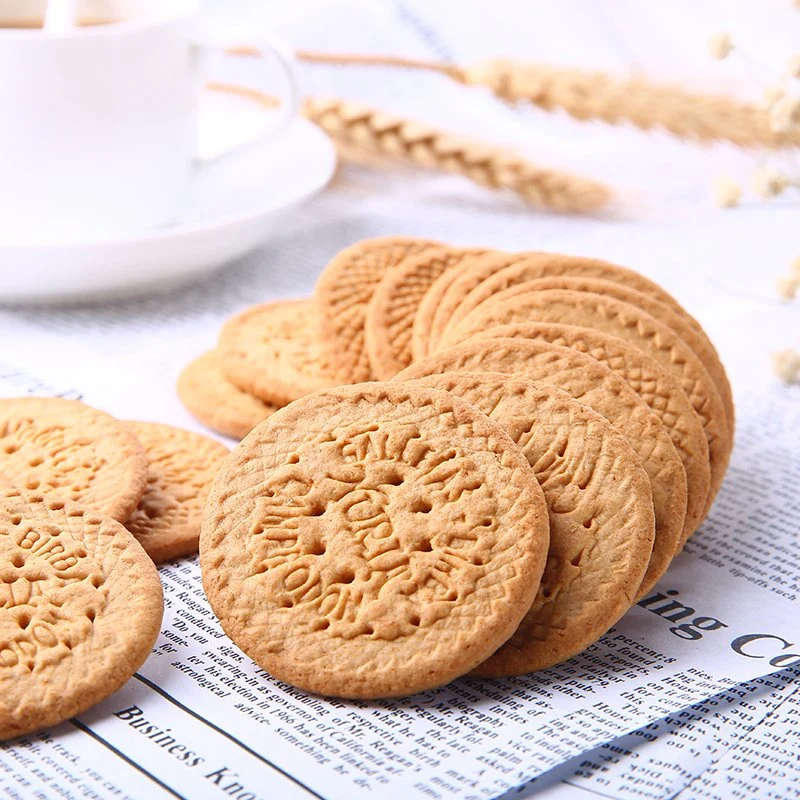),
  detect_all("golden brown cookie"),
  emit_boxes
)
[0,398,147,523]
[396,338,686,597]
[315,237,438,383]
[0,487,163,740]
[218,299,337,406]
[463,323,710,543]
[442,290,731,514]
[177,350,278,440]
[445,252,704,343]
[406,373,655,674]
[364,246,488,379]
[460,275,734,441]
[200,382,550,699]
[125,422,230,564]
[414,251,523,358]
